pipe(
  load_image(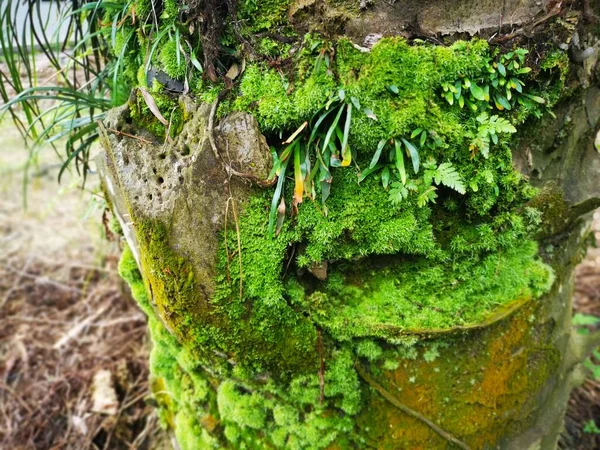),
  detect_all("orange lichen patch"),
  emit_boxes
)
[355,300,560,450]
[200,414,220,432]
[467,311,530,409]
